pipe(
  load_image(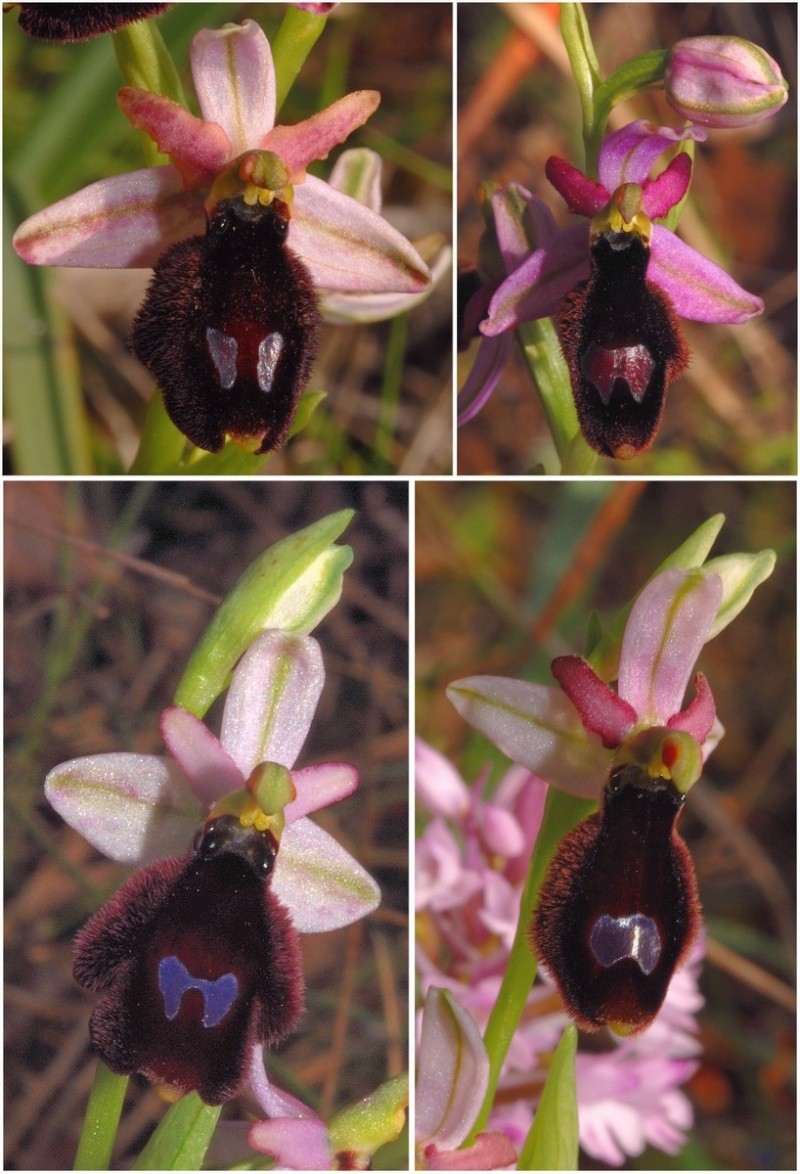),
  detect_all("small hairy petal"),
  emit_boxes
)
[263,91,380,179]
[648,225,764,323]
[190,20,276,156]
[12,166,206,268]
[284,762,359,822]
[160,707,244,806]
[667,672,716,744]
[546,156,609,216]
[290,176,431,293]
[117,87,231,187]
[641,153,692,219]
[551,656,638,747]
